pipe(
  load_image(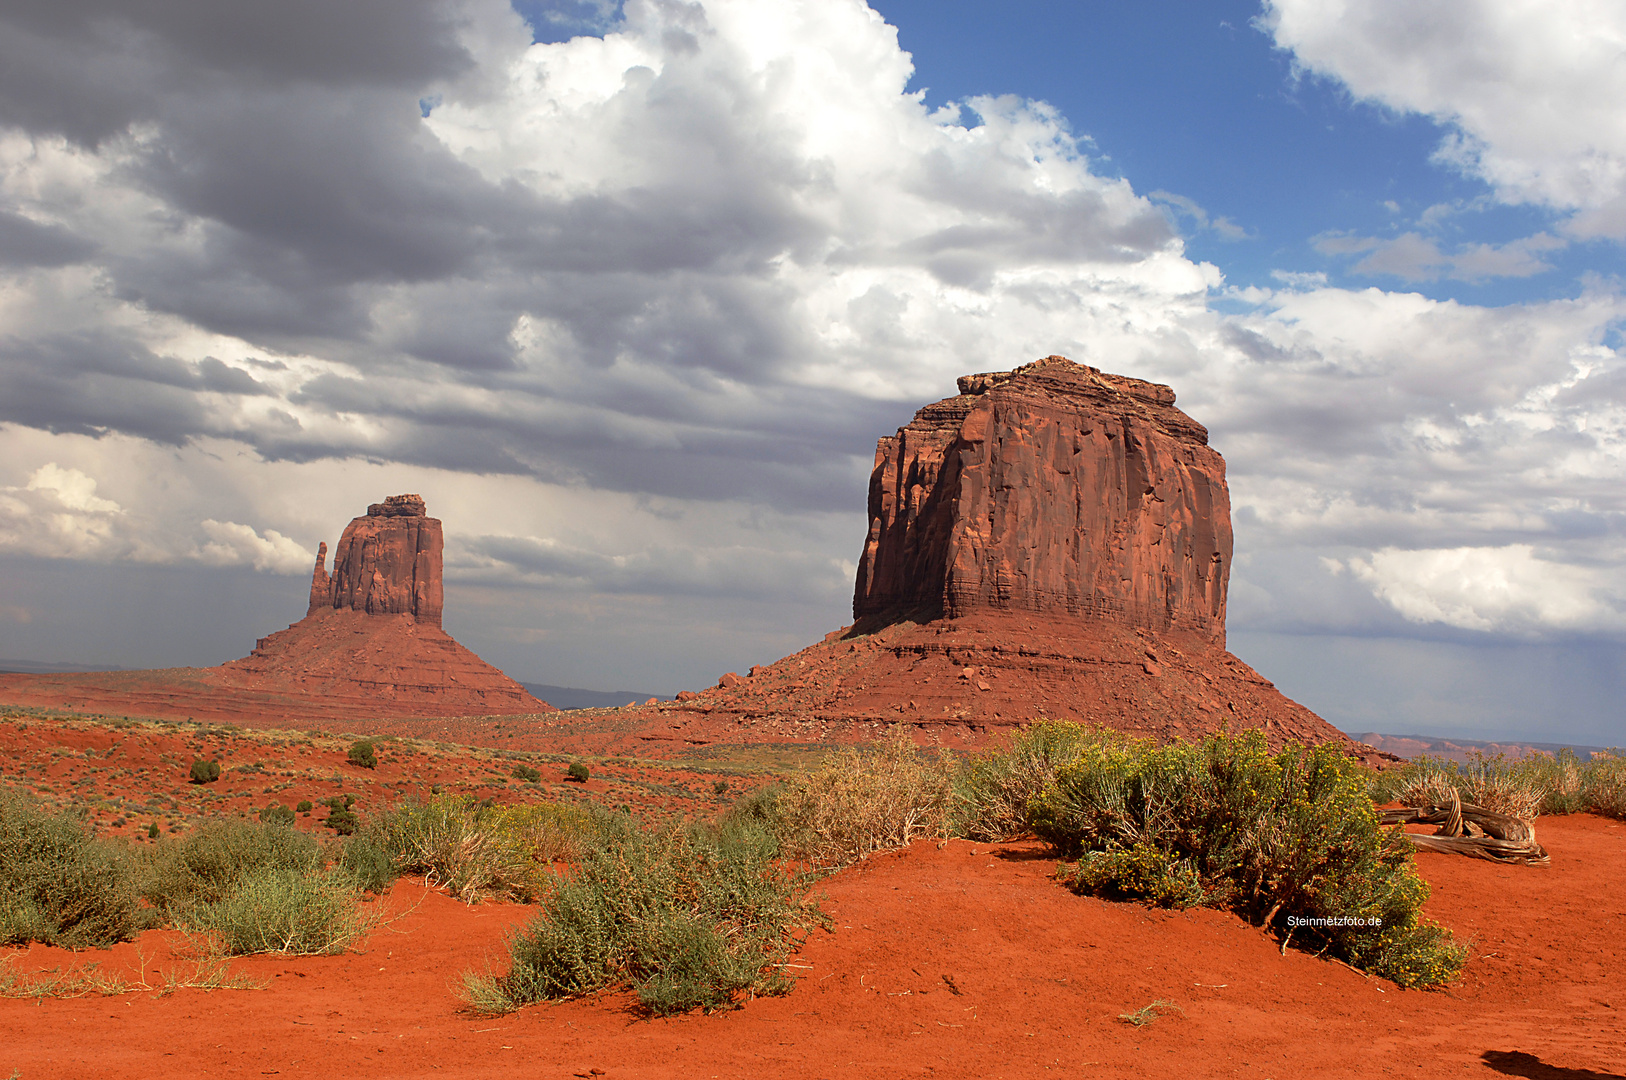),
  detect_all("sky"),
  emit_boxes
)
[0,0,1622,744]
